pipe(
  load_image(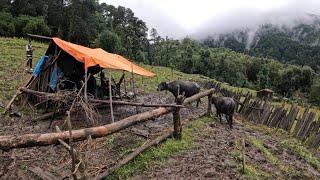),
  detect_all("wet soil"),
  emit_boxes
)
[0,90,206,179]
[133,117,320,179]
[0,88,319,179]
